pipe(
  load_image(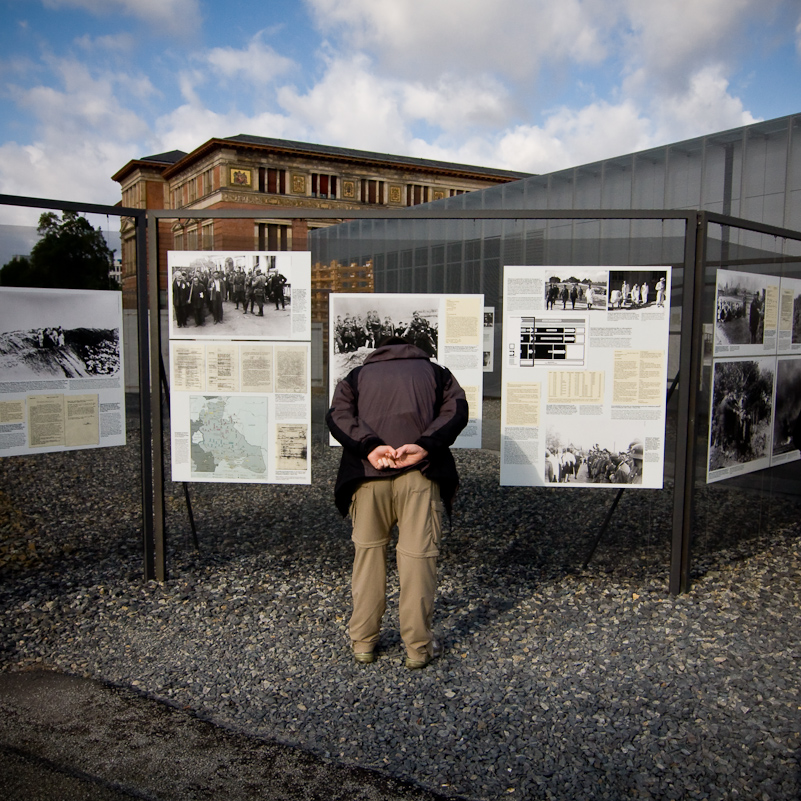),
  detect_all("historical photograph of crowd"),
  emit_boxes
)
[708,357,775,473]
[0,289,121,381]
[714,270,768,347]
[544,269,608,312]
[545,419,645,485]
[606,269,669,311]
[169,253,291,340]
[330,294,439,386]
[771,357,801,457]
